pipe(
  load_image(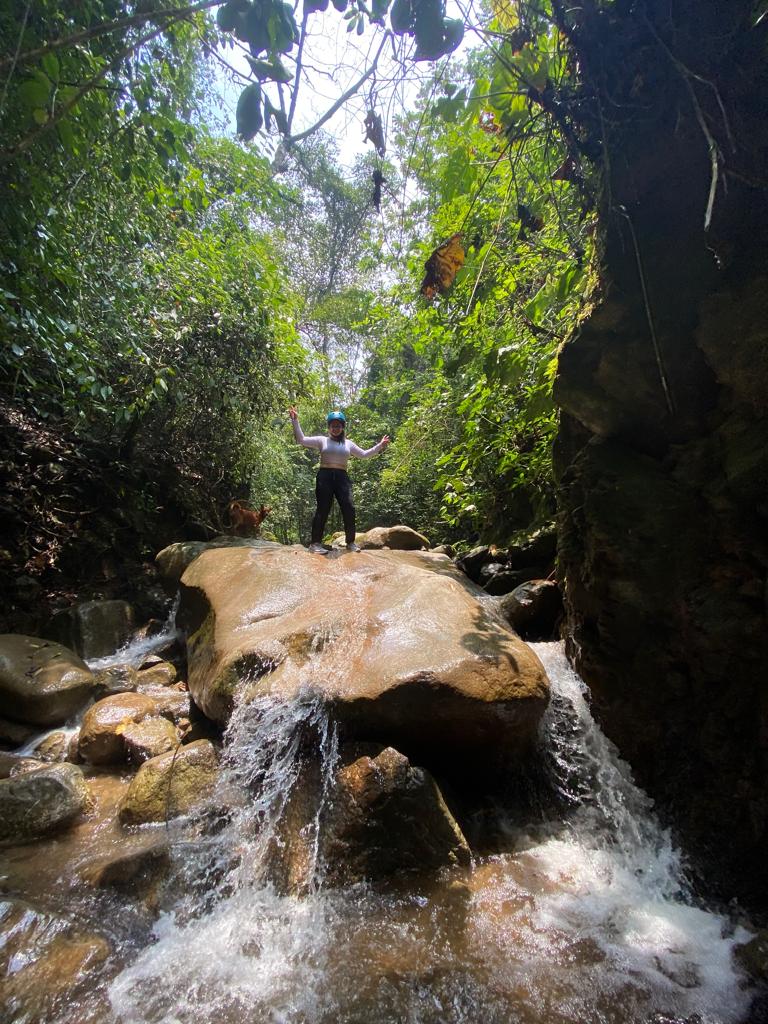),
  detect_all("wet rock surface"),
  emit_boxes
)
[321,745,471,885]
[0,762,89,840]
[0,635,96,726]
[78,692,158,764]
[119,738,218,825]
[177,545,549,772]
[0,898,110,1024]
[72,598,135,659]
[121,717,180,764]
